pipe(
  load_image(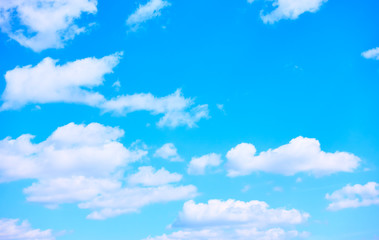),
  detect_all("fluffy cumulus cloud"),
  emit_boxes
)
[0,122,140,182]
[260,0,328,24]
[0,122,196,219]
[1,54,209,128]
[326,182,379,211]
[154,143,183,161]
[145,199,309,240]
[187,153,222,175]
[0,0,97,51]
[173,199,309,228]
[1,53,121,110]
[126,0,170,29]
[0,218,54,240]
[226,136,360,177]
[361,47,379,60]
[128,166,182,186]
